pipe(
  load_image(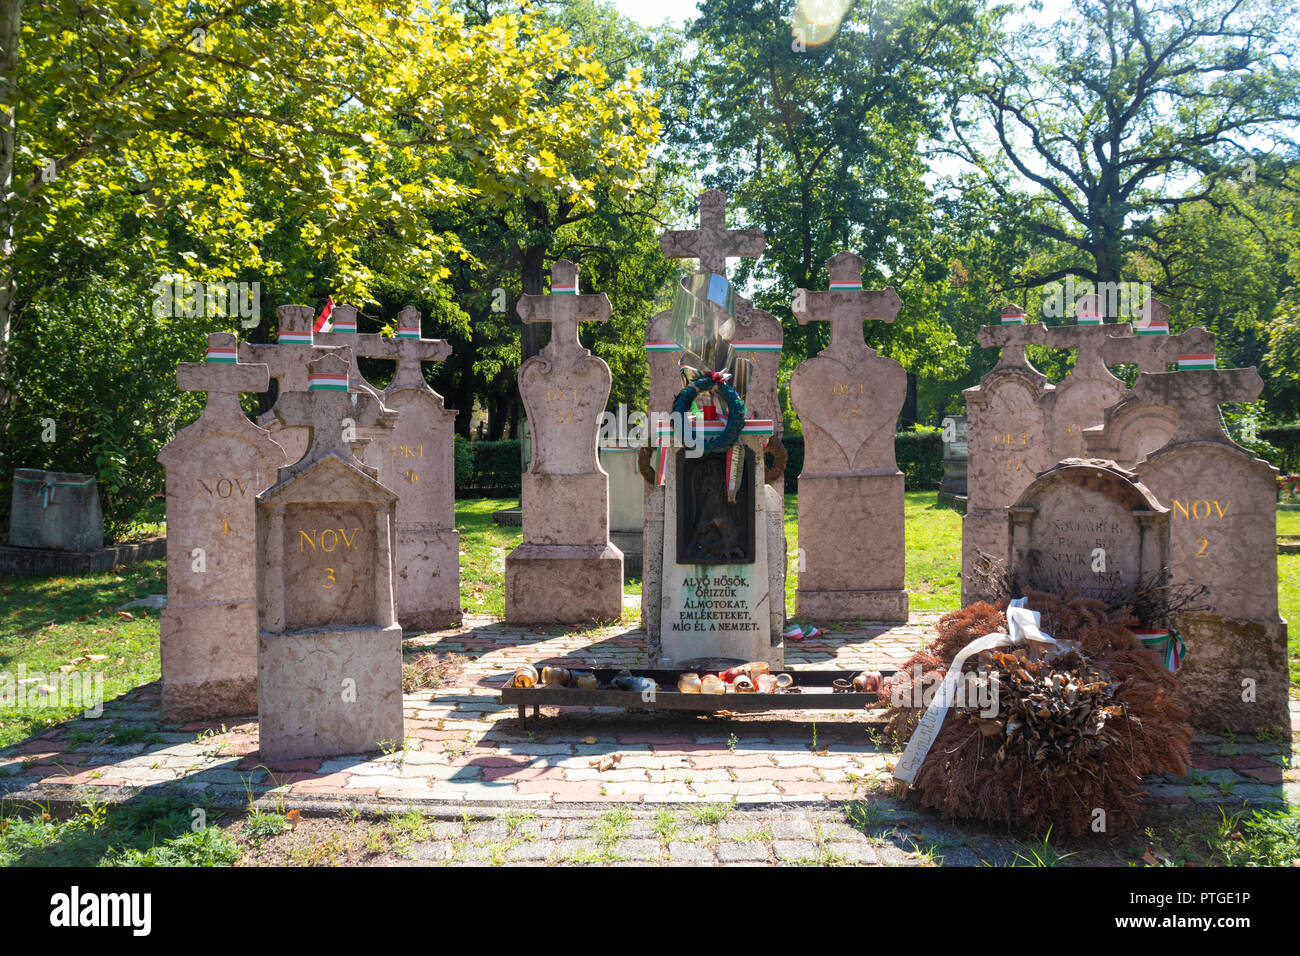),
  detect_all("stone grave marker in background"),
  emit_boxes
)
[353,306,462,630]
[9,469,103,552]
[960,306,1053,603]
[255,352,402,762]
[601,436,646,578]
[1085,302,1217,468]
[1133,364,1288,732]
[505,260,623,624]
[789,251,907,621]
[158,333,286,719]
[1008,460,1169,601]
[1040,293,1133,463]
